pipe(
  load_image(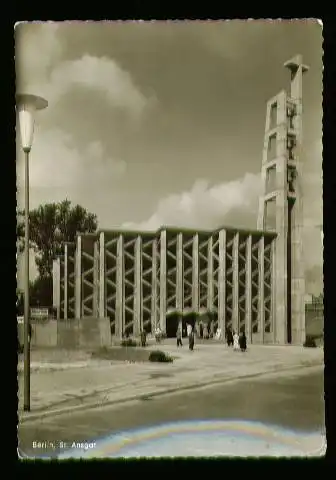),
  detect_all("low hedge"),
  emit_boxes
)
[120,338,138,347]
[149,350,173,363]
